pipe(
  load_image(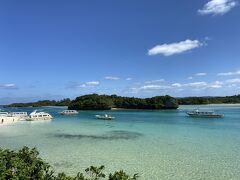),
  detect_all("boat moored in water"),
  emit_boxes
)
[0,111,28,124]
[28,110,53,121]
[95,114,115,120]
[9,112,29,120]
[0,112,9,116]
[60,110,79,115]
[186,109,224,118]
